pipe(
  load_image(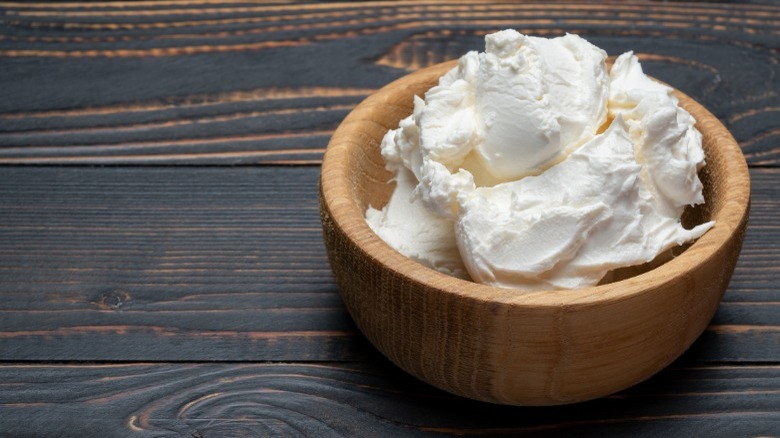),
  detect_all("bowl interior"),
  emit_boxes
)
[338,60,742,302]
